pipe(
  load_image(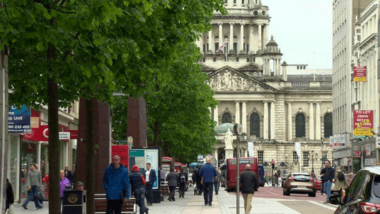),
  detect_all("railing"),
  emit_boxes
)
[288,82,332,89]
